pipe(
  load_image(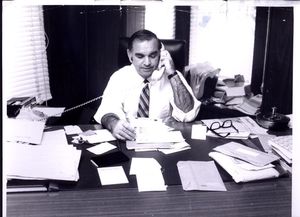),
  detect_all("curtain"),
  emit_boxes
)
[3,3,52,104]
[189,2,256,83]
